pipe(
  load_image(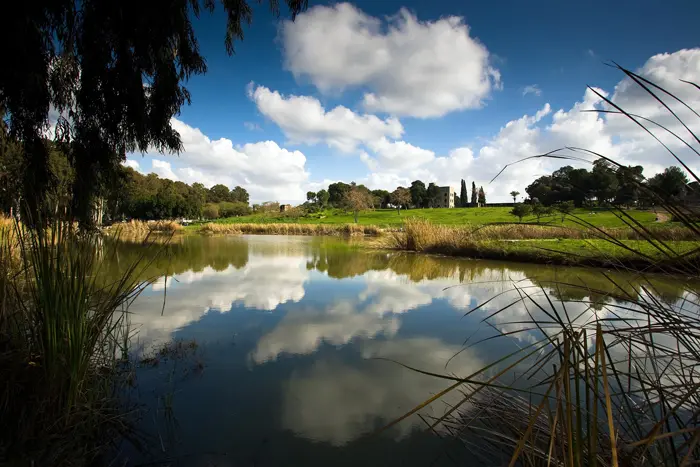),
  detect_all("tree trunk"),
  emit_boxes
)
[354,210,358,223]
